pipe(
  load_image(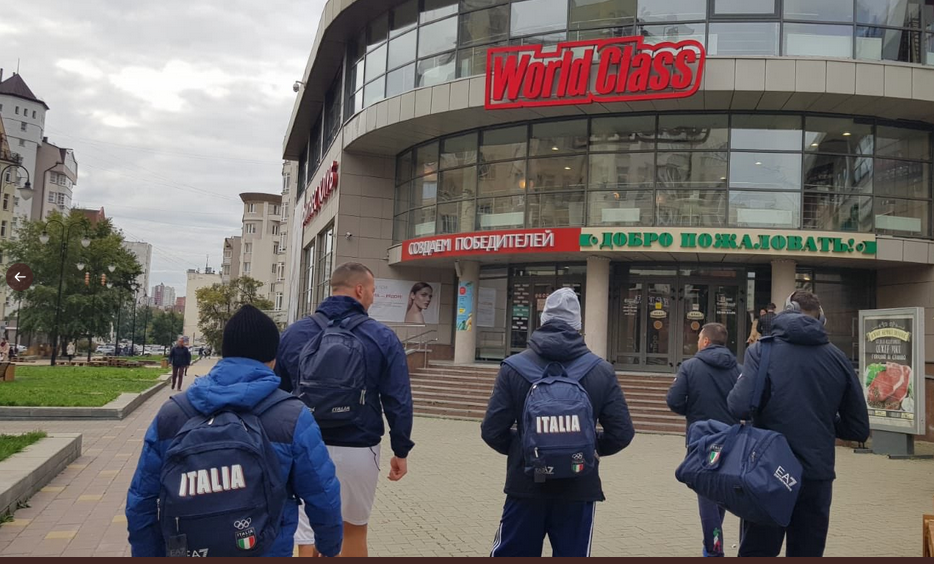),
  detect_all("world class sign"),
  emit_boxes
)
[579,228,878,257]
